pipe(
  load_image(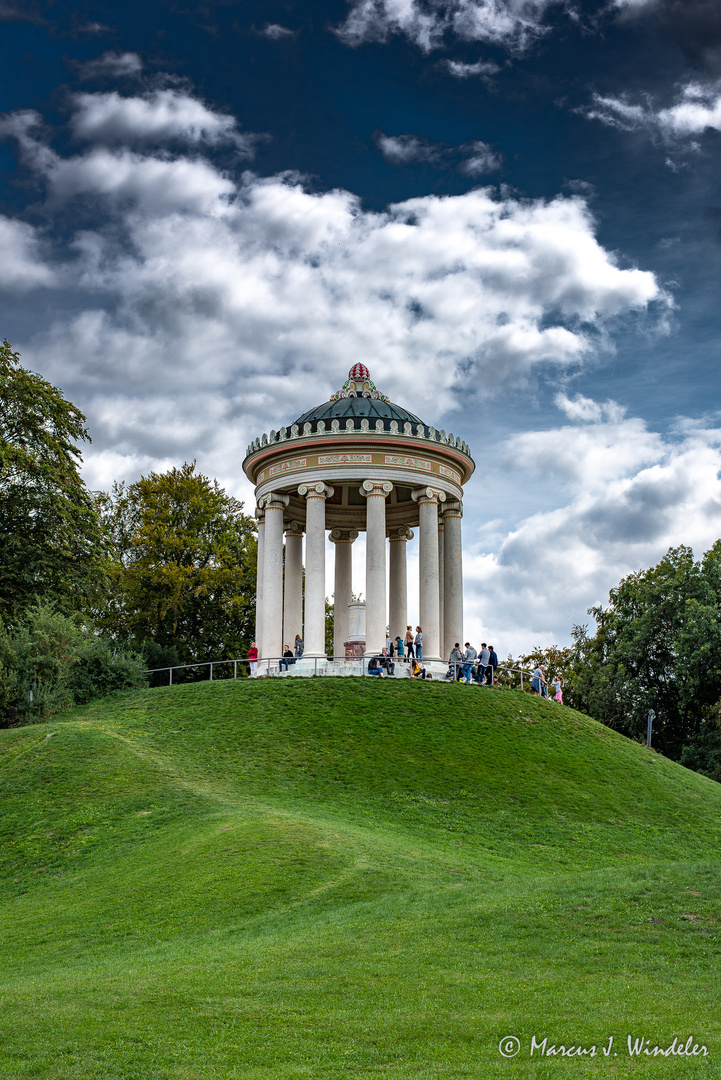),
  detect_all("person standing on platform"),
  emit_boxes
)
[405,626,415,660]
[478,643,490,683]
[248,642,258,676]
[487,645,498,685]
[461,642,477,684]
[294,634,304,658]
[415,626,423,660]
[449,642,463,680]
